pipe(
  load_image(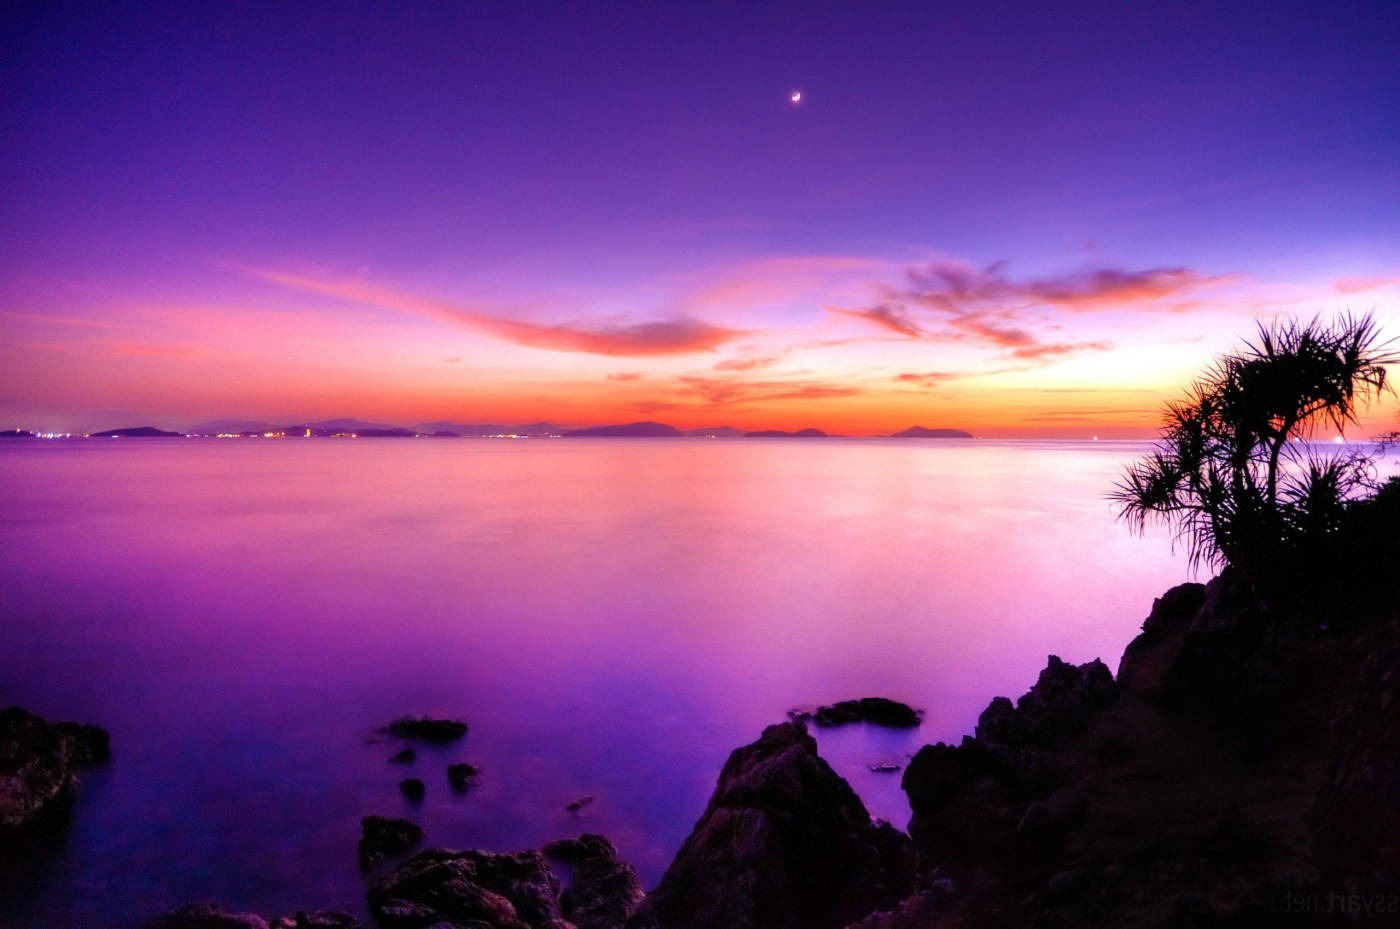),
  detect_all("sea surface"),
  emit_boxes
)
[1,437,1189,926]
